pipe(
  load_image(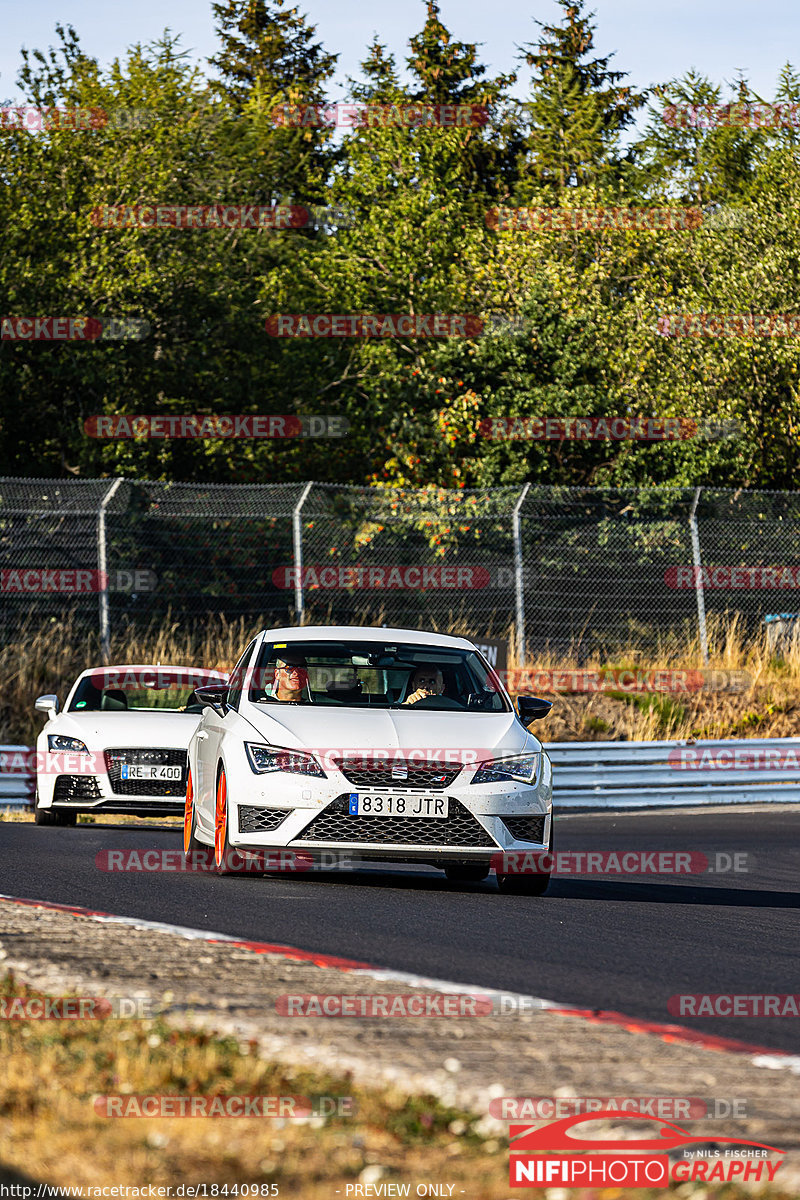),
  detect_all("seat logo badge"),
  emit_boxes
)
[392,763,408,781]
